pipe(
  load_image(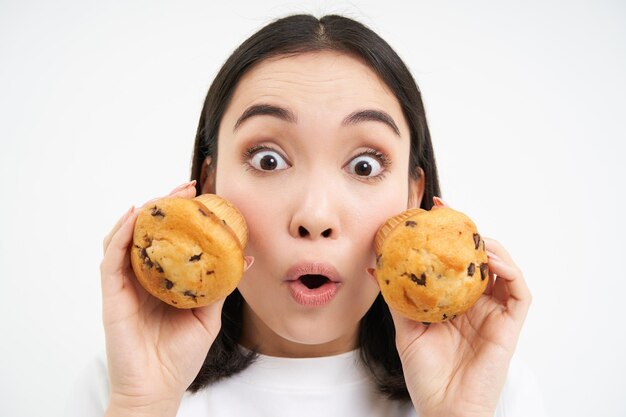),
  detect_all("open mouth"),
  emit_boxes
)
[286,263,341,306]
[299,274,331,289]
